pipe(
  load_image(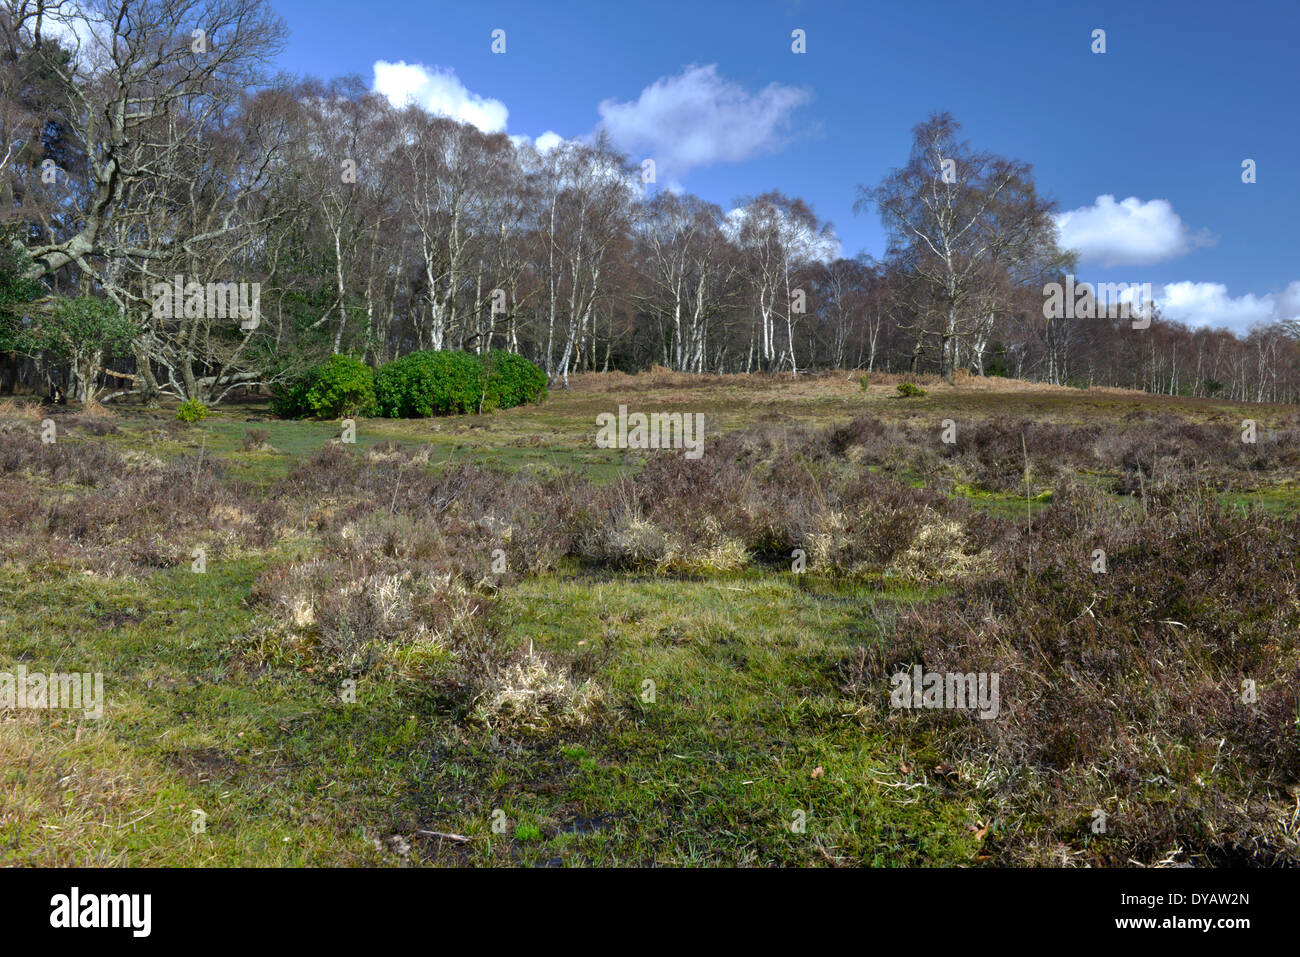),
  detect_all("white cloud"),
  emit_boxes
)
[597,64,810,181]
[368,61,809,182]
[533,130,564,154]
[371,64,572,152]
[1155,280,1300,332]
[372,61,508,133]
[1056,195,1216,267]
[508,130,569,154]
